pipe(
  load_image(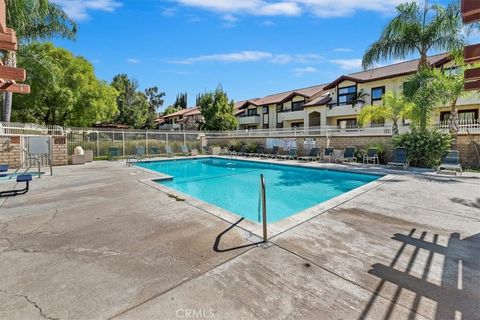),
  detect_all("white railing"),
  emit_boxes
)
[431,119,480,134]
